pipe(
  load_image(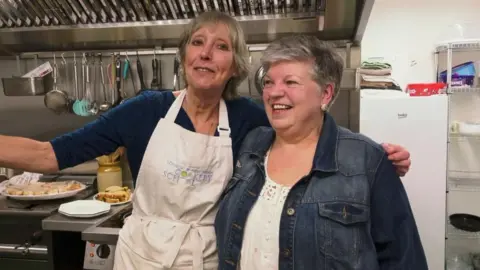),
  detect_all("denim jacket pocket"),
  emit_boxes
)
[316,201,370,268]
